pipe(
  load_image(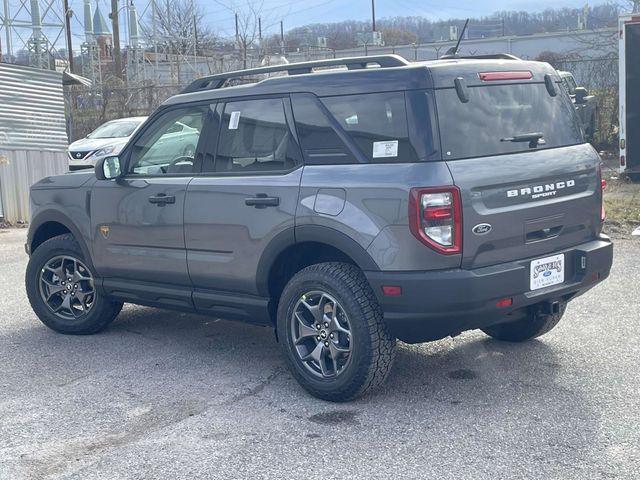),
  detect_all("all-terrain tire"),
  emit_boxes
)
[278,262,396,402]
[481,304,566,342]
[26,234,123,334]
